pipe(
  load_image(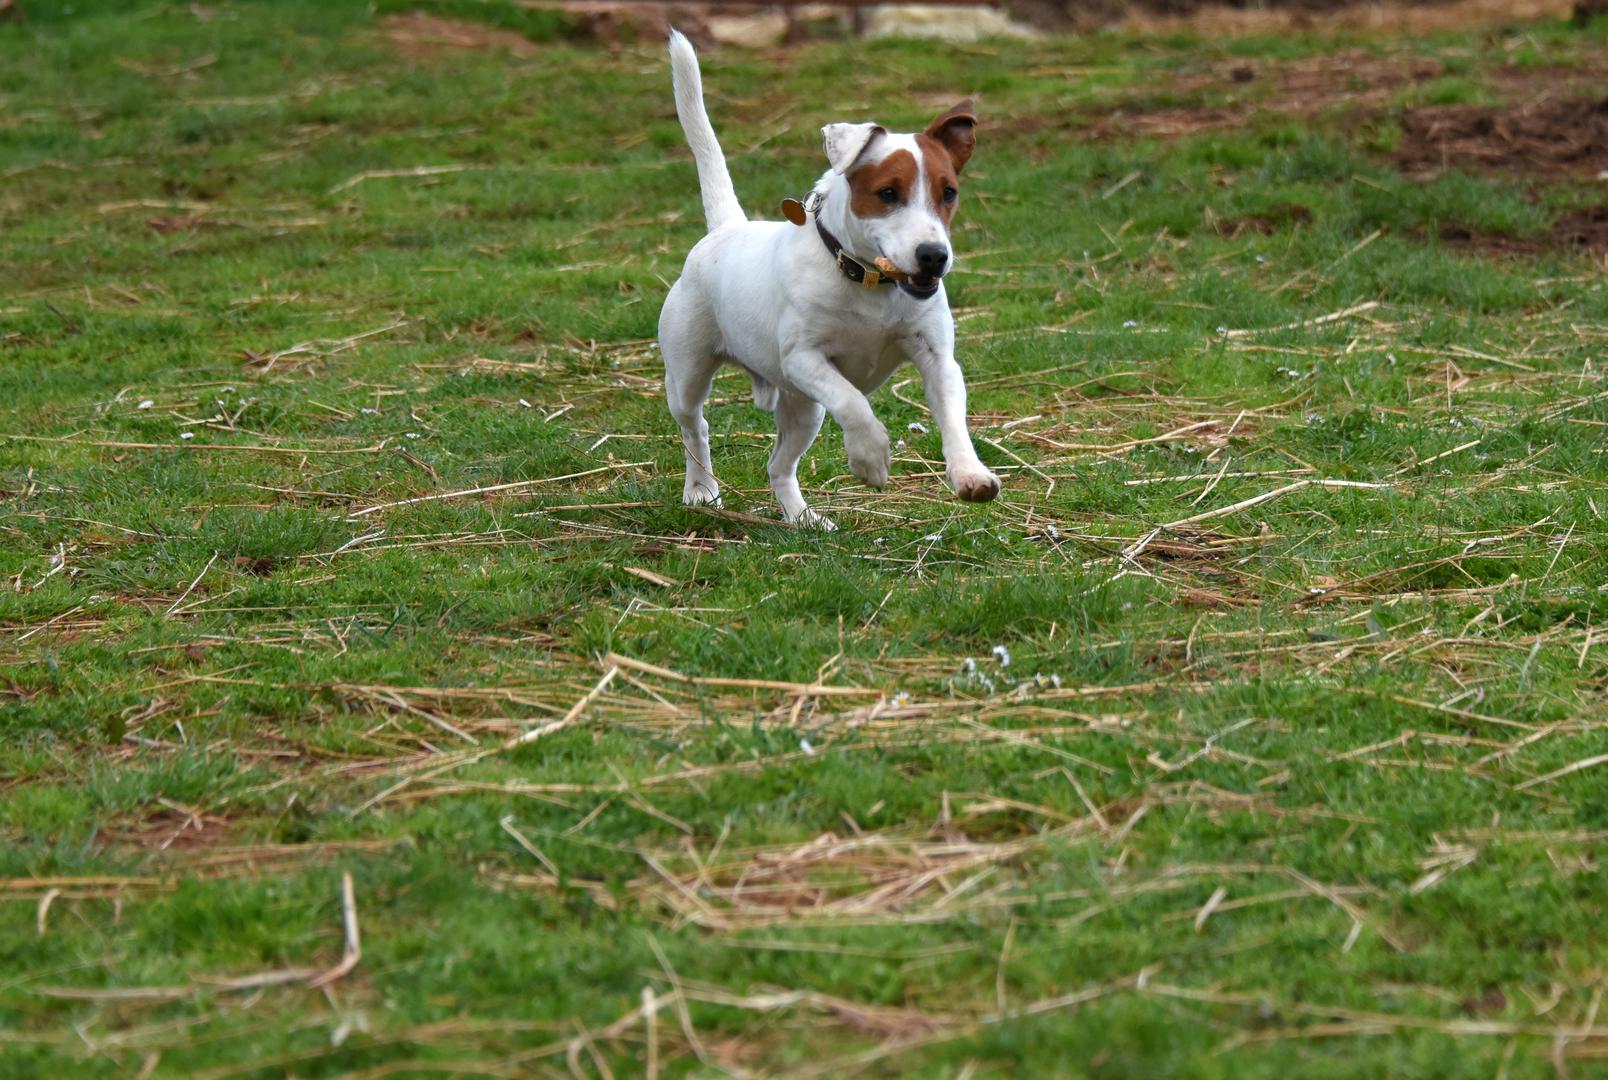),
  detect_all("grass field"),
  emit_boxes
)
[3,1,1607,1076]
